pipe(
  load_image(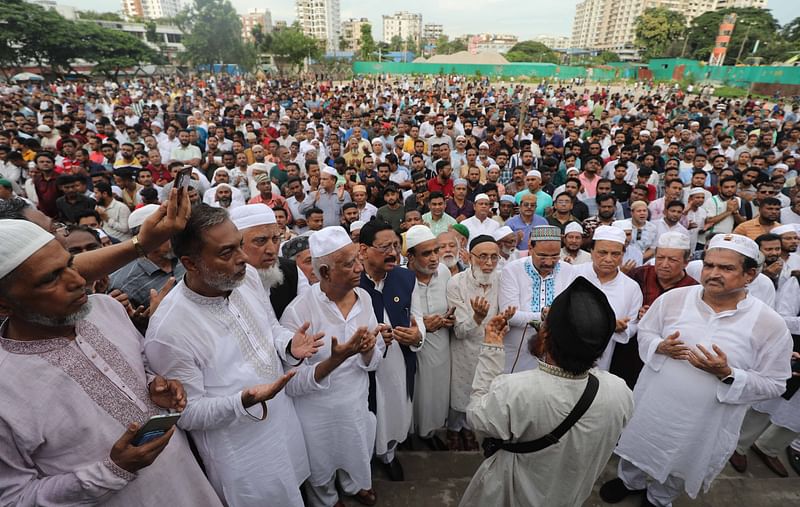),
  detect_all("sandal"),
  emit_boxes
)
[447,429,463,451]
[352,488,377,506]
